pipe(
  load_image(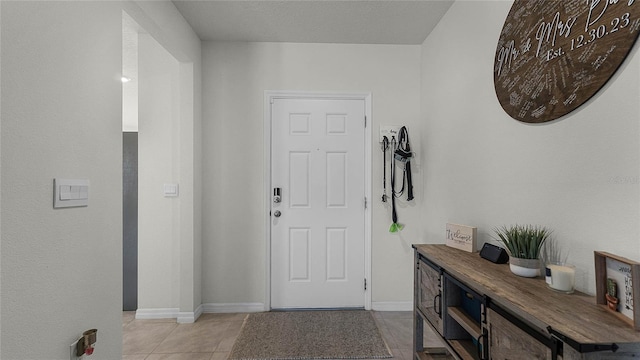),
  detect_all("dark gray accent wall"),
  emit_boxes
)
[123,132,138,311]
